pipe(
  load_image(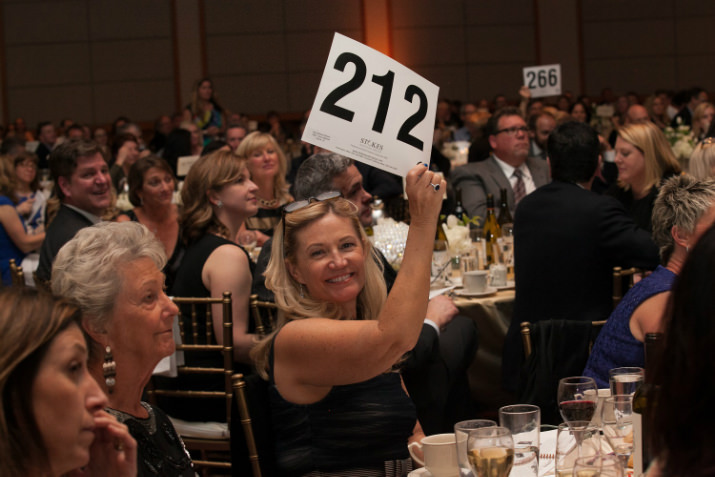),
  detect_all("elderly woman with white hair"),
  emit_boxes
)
[585,174,715,387]
[51,221,195,477]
